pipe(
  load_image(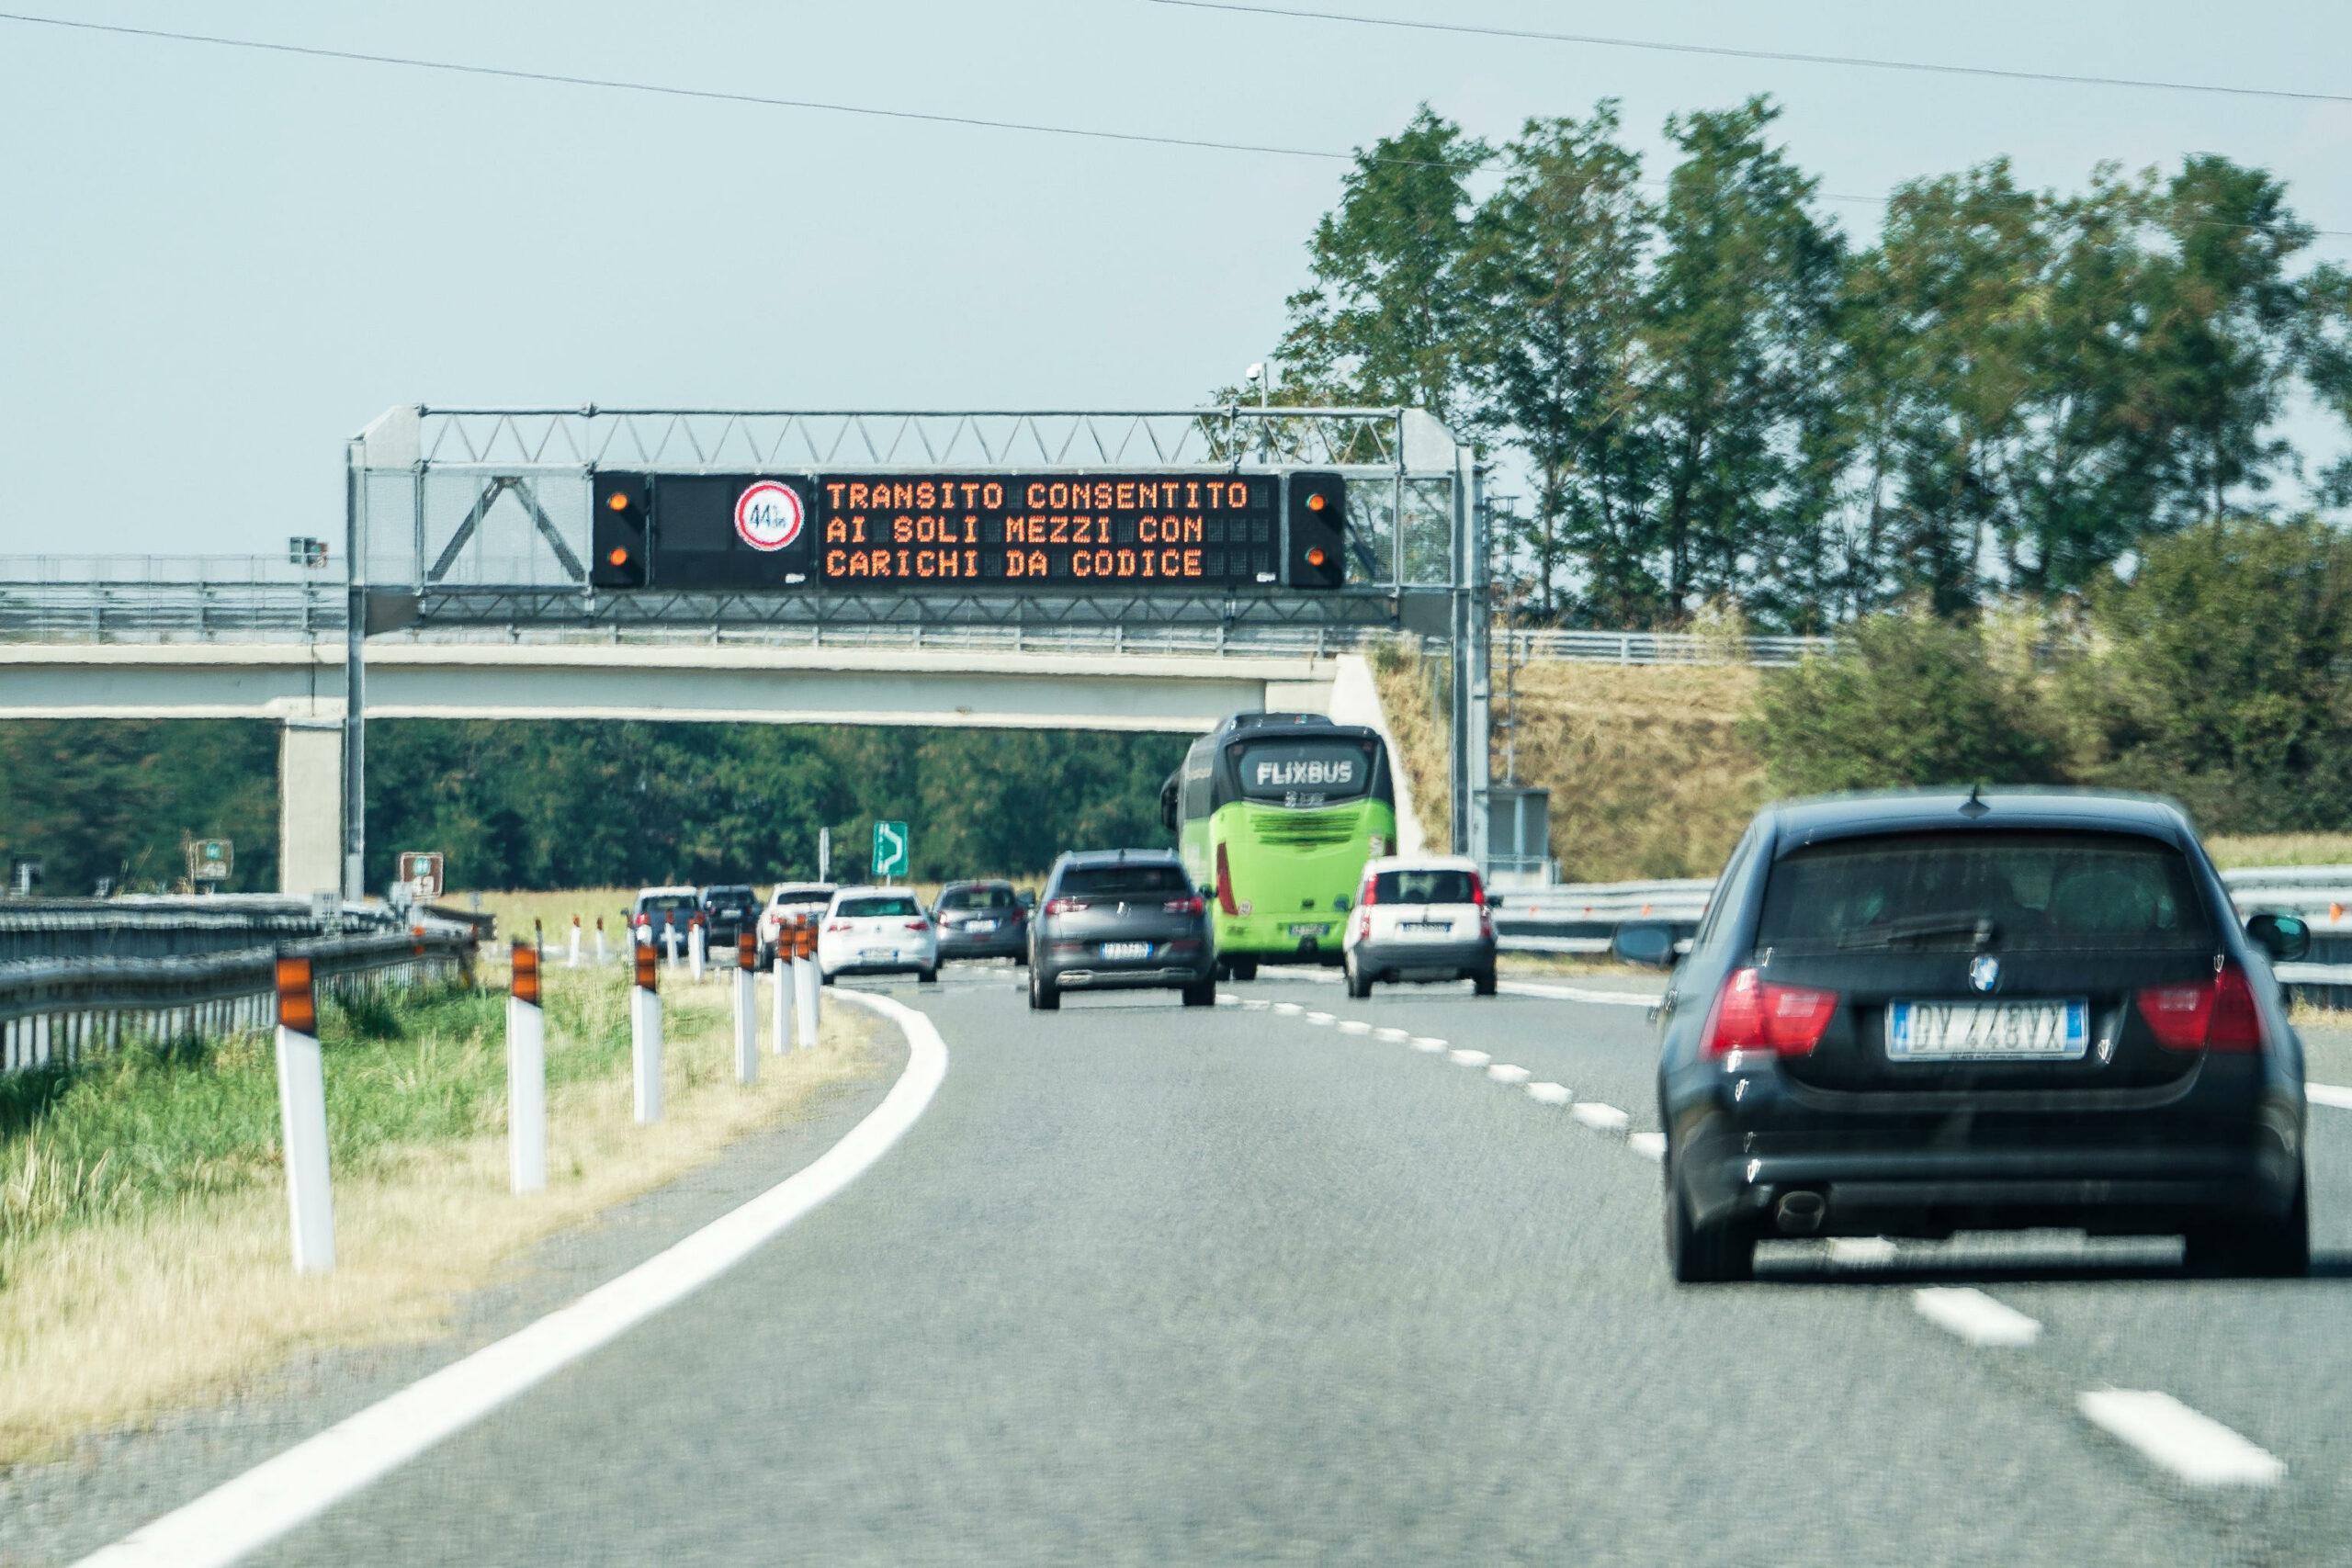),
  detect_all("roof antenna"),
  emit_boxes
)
[1960,782,1991,819]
